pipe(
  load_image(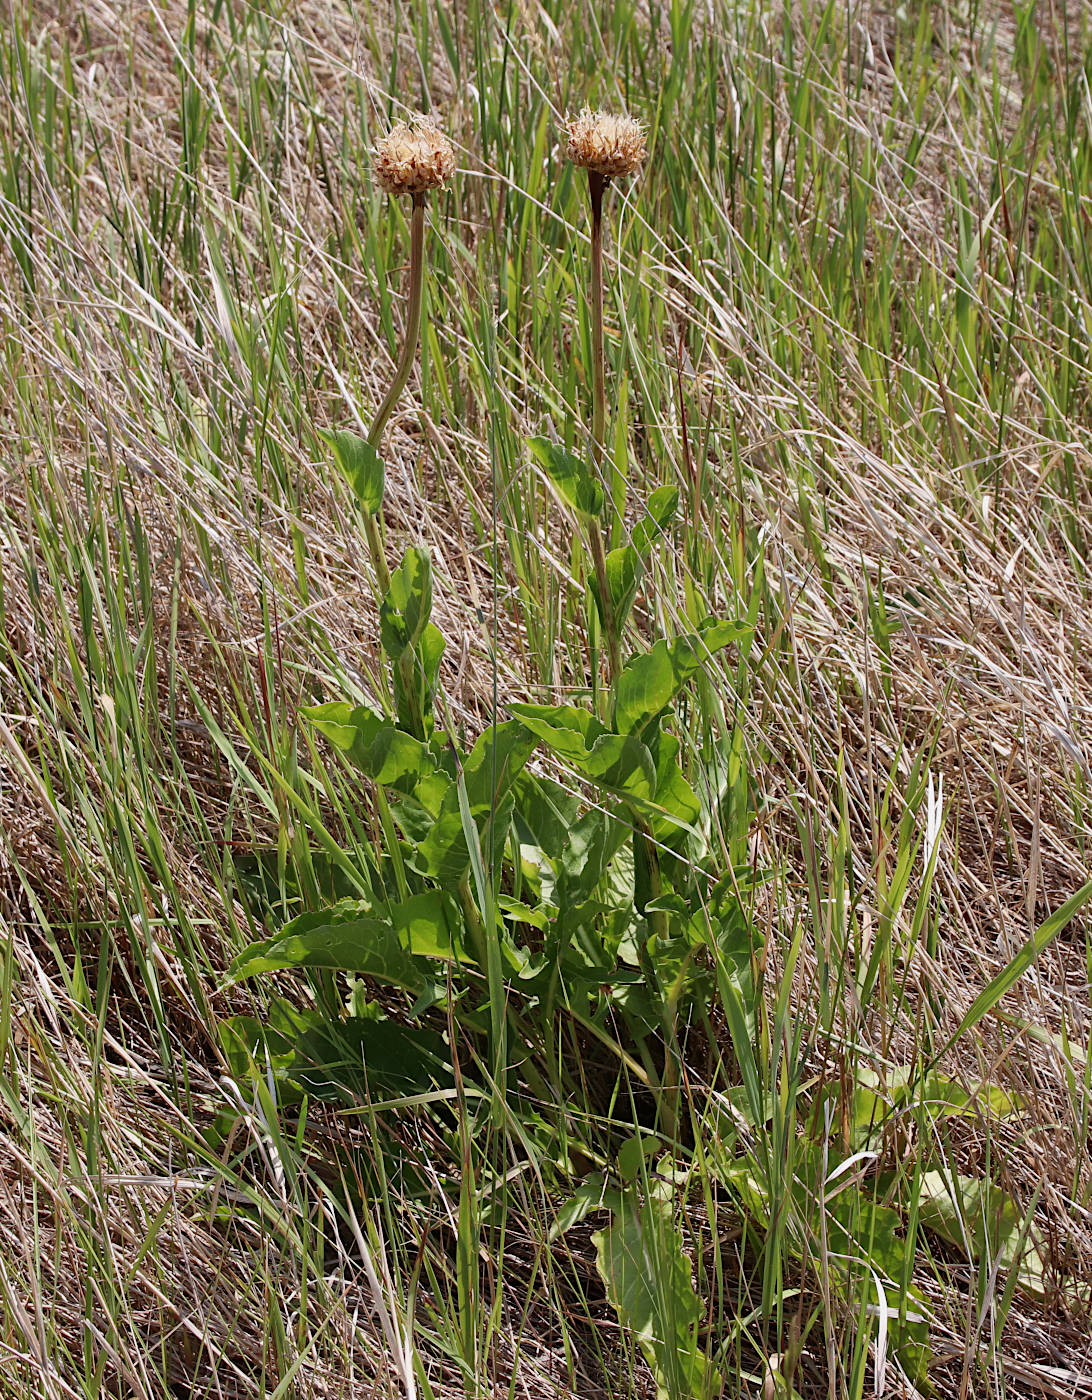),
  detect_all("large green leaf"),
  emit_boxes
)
[304,702,434,786]
[527,436,604,519]
[917,1170,1047,1296]
[644,732,701,839]
[391,620,446,735]
[381,546,433,660]
[613,622,751,736]
[632,485,679,555]
[593,1186,719,1400]
[221,1001,452,1100]
[598,544,642,632]
[560,805,630,888]
[511,771,584,863]
[508,704,605,760]
[415,723,537,882]
[227,901,425,989]
[391,889,466,961]
[321,429,385,514]
[510,704,656,801]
